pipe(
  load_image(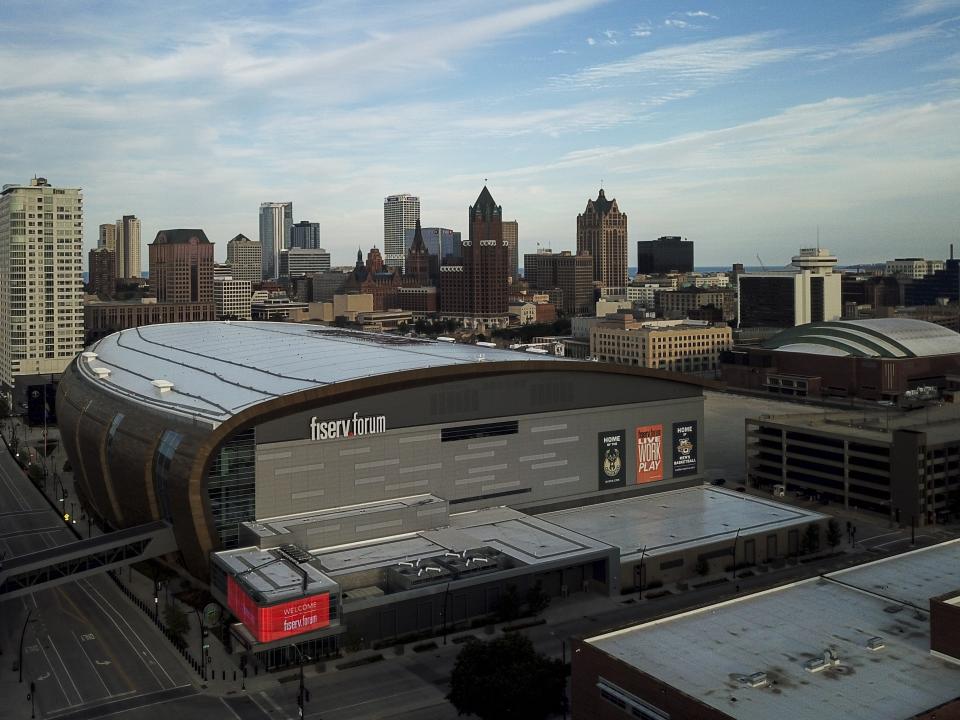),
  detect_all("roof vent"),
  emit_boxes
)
[803,648,839,673]
[82,351,98,362]
[740,672,768,688]
[92,367,111,379]
[151,379,174,393]
[866,637,885,651]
